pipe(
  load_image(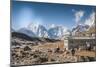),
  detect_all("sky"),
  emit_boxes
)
[11,1,96,30]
